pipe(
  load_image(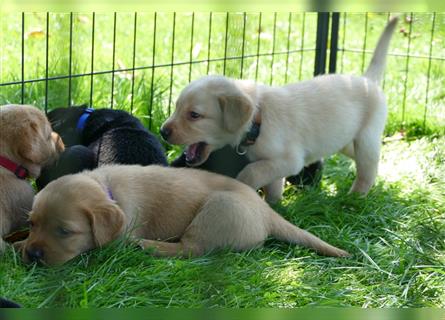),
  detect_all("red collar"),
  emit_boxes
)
[0,155,29,179]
